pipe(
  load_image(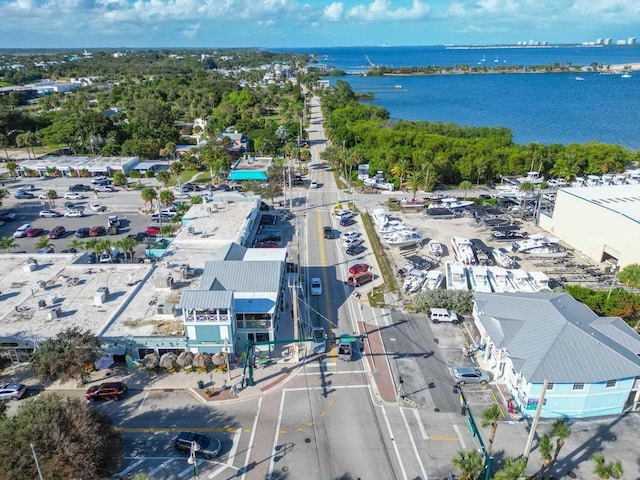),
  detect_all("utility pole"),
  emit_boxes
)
[30,443,44,480]
[523,379,548,463]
